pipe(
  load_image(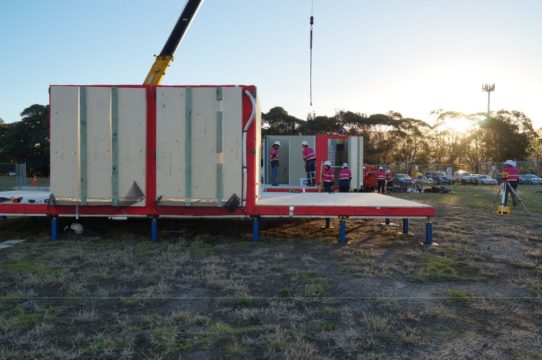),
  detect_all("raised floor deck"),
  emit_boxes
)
[254,192,435,218]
